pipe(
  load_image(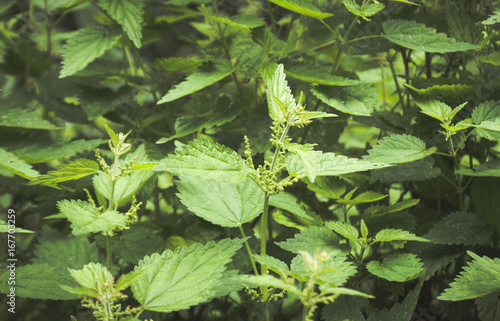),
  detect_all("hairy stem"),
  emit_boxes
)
[239,225,259,276]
